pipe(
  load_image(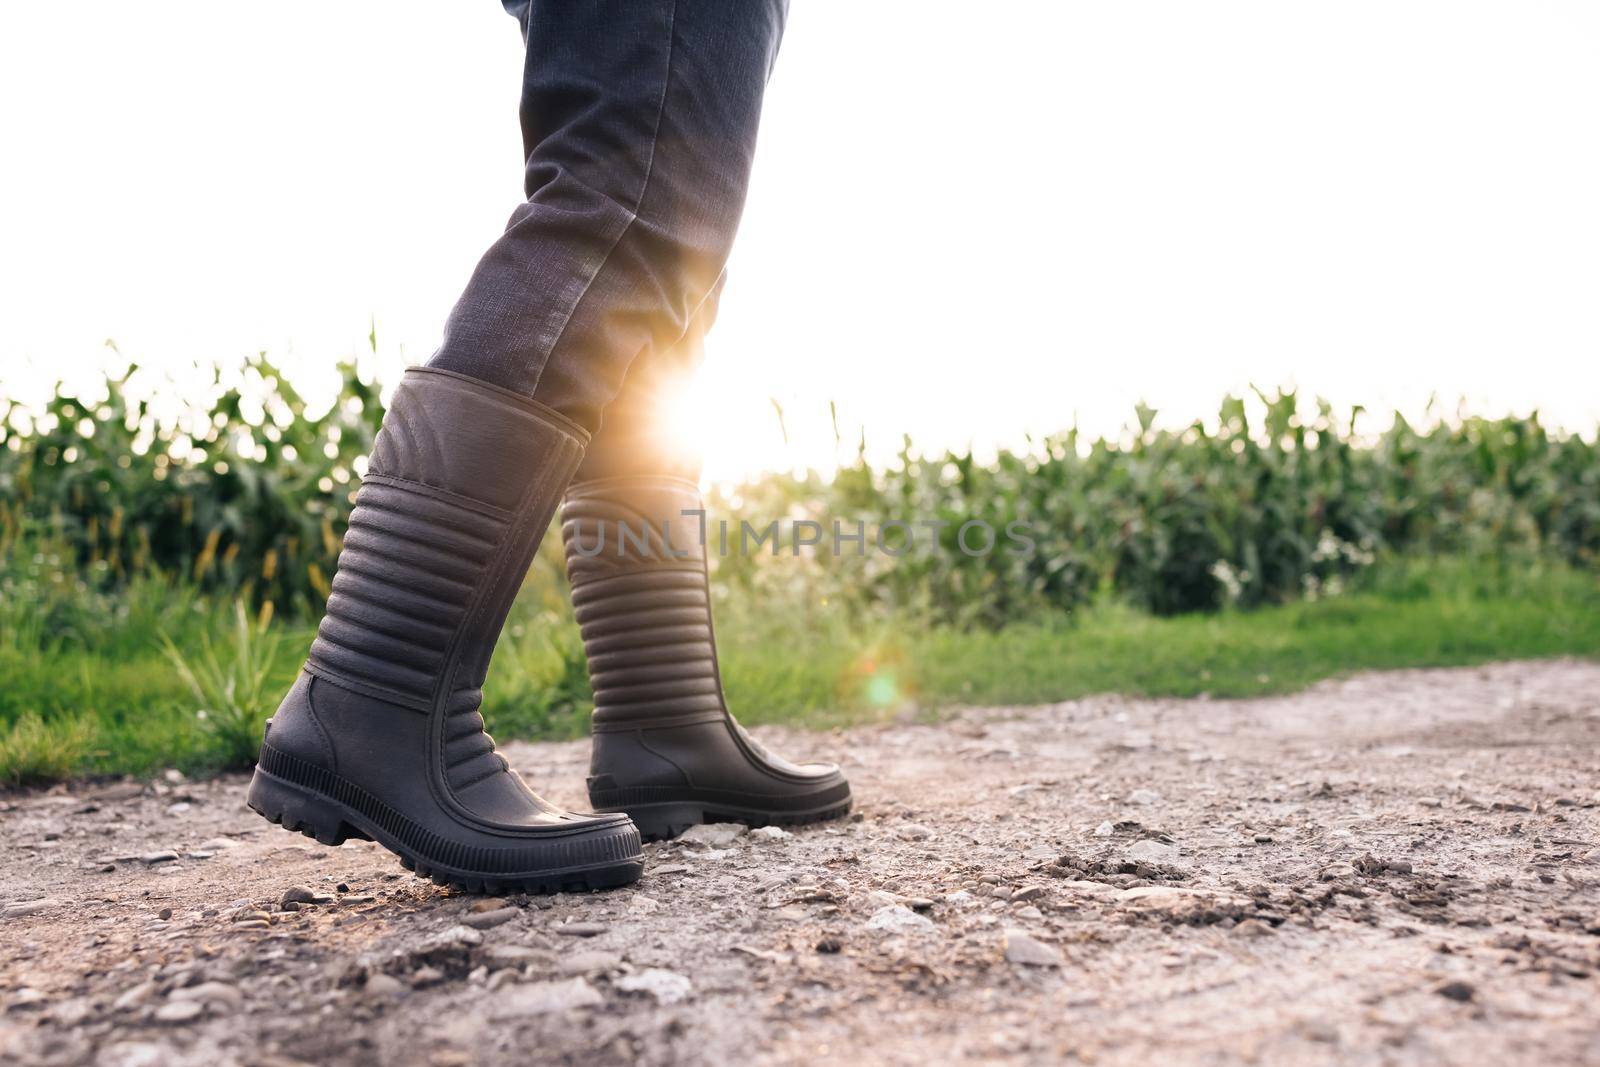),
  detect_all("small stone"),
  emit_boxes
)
[197,838,239,851]
[1093,821,1115,837]
[1127,789,1162,806]
[945,890,975,905]
[815,937,843,954]
[1010,885,1045,902]
[364,973,405,997]
[410,966,446,989]
[280,886,317,906]
[1435,980,1476,1003]
[615,968,692,1004]
[554,922,609,938]
[461,907,518,930]
[1125,839,1178,865]
[902,897,936,911]
[166,802,191,816]
[157,908,173,921]
[865,905,935,934]
[627,894,662,915]
[483,945,548,970]
[678,823,747,848]
[1419,797,1443,808]
[413,925,484,962]
[1253,834,1273,844]
[153,1000,204,1023]
[749,825,792,840]
[112,981,158,1012]
[140,852,179,865]
[1012,905,1044,920]
[1,899,60,918]
[650,864,690,876]
[895,823,935,841]
[1232,919,1275,938]
[556,950,622,977]
[1002,929,1062,967]
[185,851,215,861]
[467,899,503,914]
[491,978,602,1018]
[167,982,242,1010]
